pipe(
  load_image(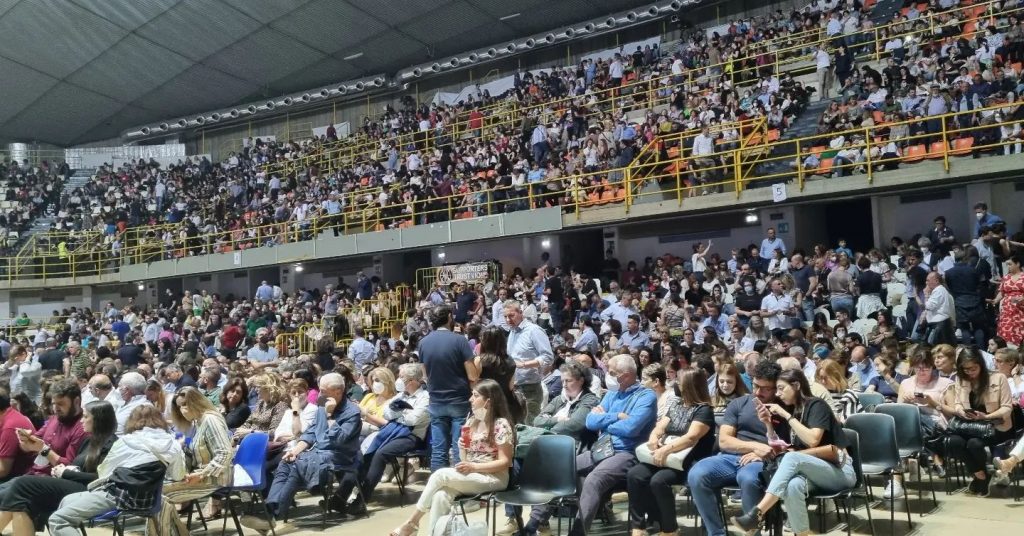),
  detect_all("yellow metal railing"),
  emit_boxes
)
[256,0,1013,179]
[4,100,1024,282]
